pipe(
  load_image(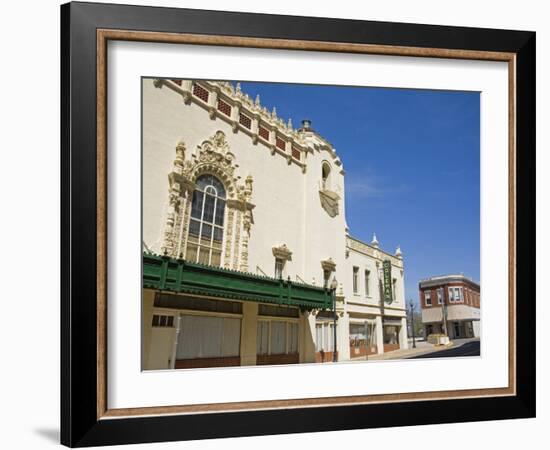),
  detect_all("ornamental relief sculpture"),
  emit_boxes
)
[161,131,255,272]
